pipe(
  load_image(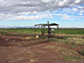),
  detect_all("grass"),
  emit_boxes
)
[46,45,56,49]
[54,36,84,46]
[0,31,11,35]
[26,51,36,56]
[0,28,37,35]
[58,28,84,35]
[21,39,48,46]
[79,49,84,56]
[57,47,81,62]
[59,55,81,62]
[71,45,77,48]
[49,38,57,41]
[0,28,84,35]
